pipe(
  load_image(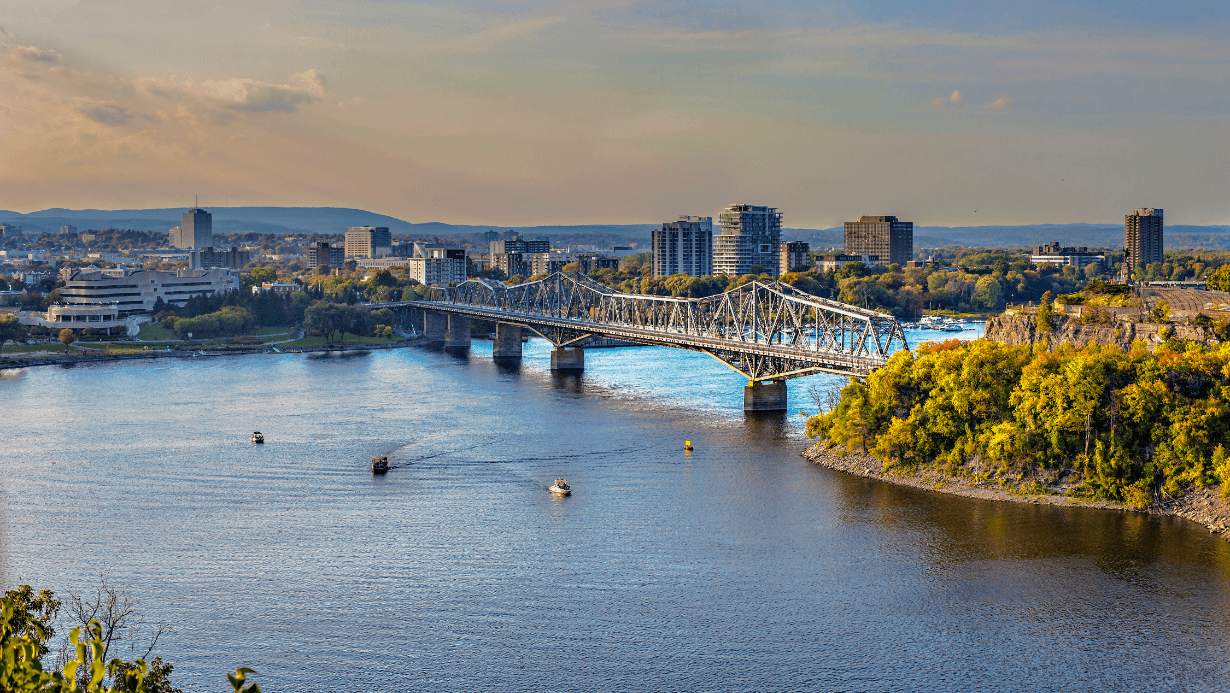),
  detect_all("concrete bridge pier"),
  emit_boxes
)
[550,346,585,372]
[445,314,471,350]
[492,323,523,361]
[744,380,787,412]
[424,311,448,345]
